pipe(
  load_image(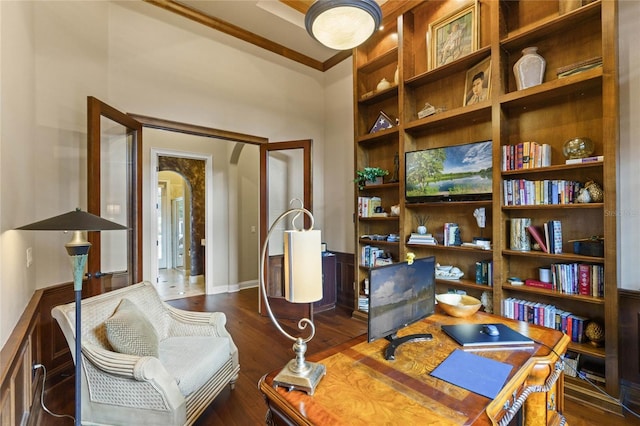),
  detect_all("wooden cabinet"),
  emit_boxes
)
[314,253,337,313]
[352,0,618,411]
